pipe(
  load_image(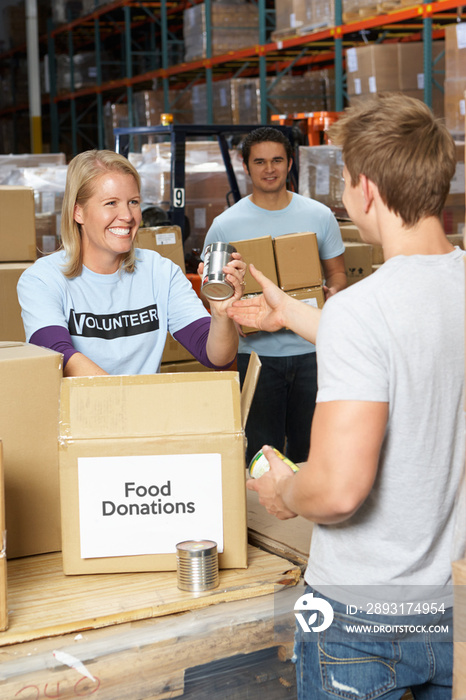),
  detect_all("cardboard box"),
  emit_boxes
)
[232,236,278,295]
[58,355,261,574]
[288,286,325,309]
[0,263,32,341]
[0,442,7,631]
[0,186,37,262]
[0,342,63,558]
[339,222,363,243]
[136,226,186,273]
[273,232,322,291]
[343,242,373,286]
